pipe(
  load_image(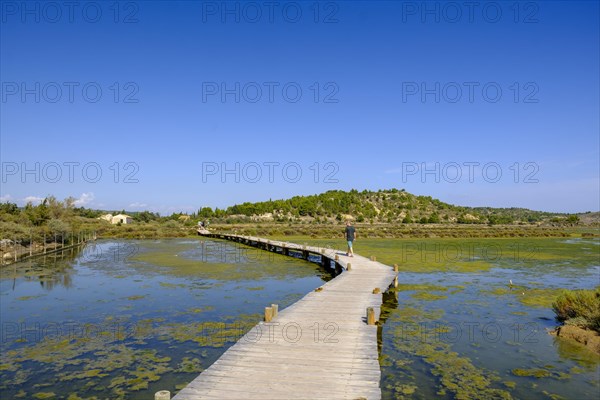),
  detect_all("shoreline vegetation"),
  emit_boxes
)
[551,288,600,355]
